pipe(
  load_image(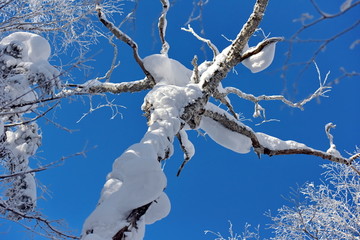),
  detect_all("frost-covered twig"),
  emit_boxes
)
[268,161,360,238]
[185,0,209,26]
[0,149,87,180]
[96,4,156,85]
[76,95,124,123]
[181,24,219,60]
[158,0,170,55]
